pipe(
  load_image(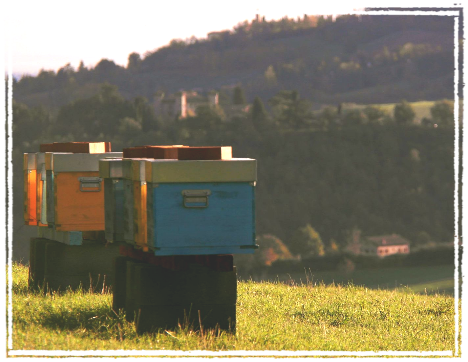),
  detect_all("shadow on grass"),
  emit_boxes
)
[29,303,133,341]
